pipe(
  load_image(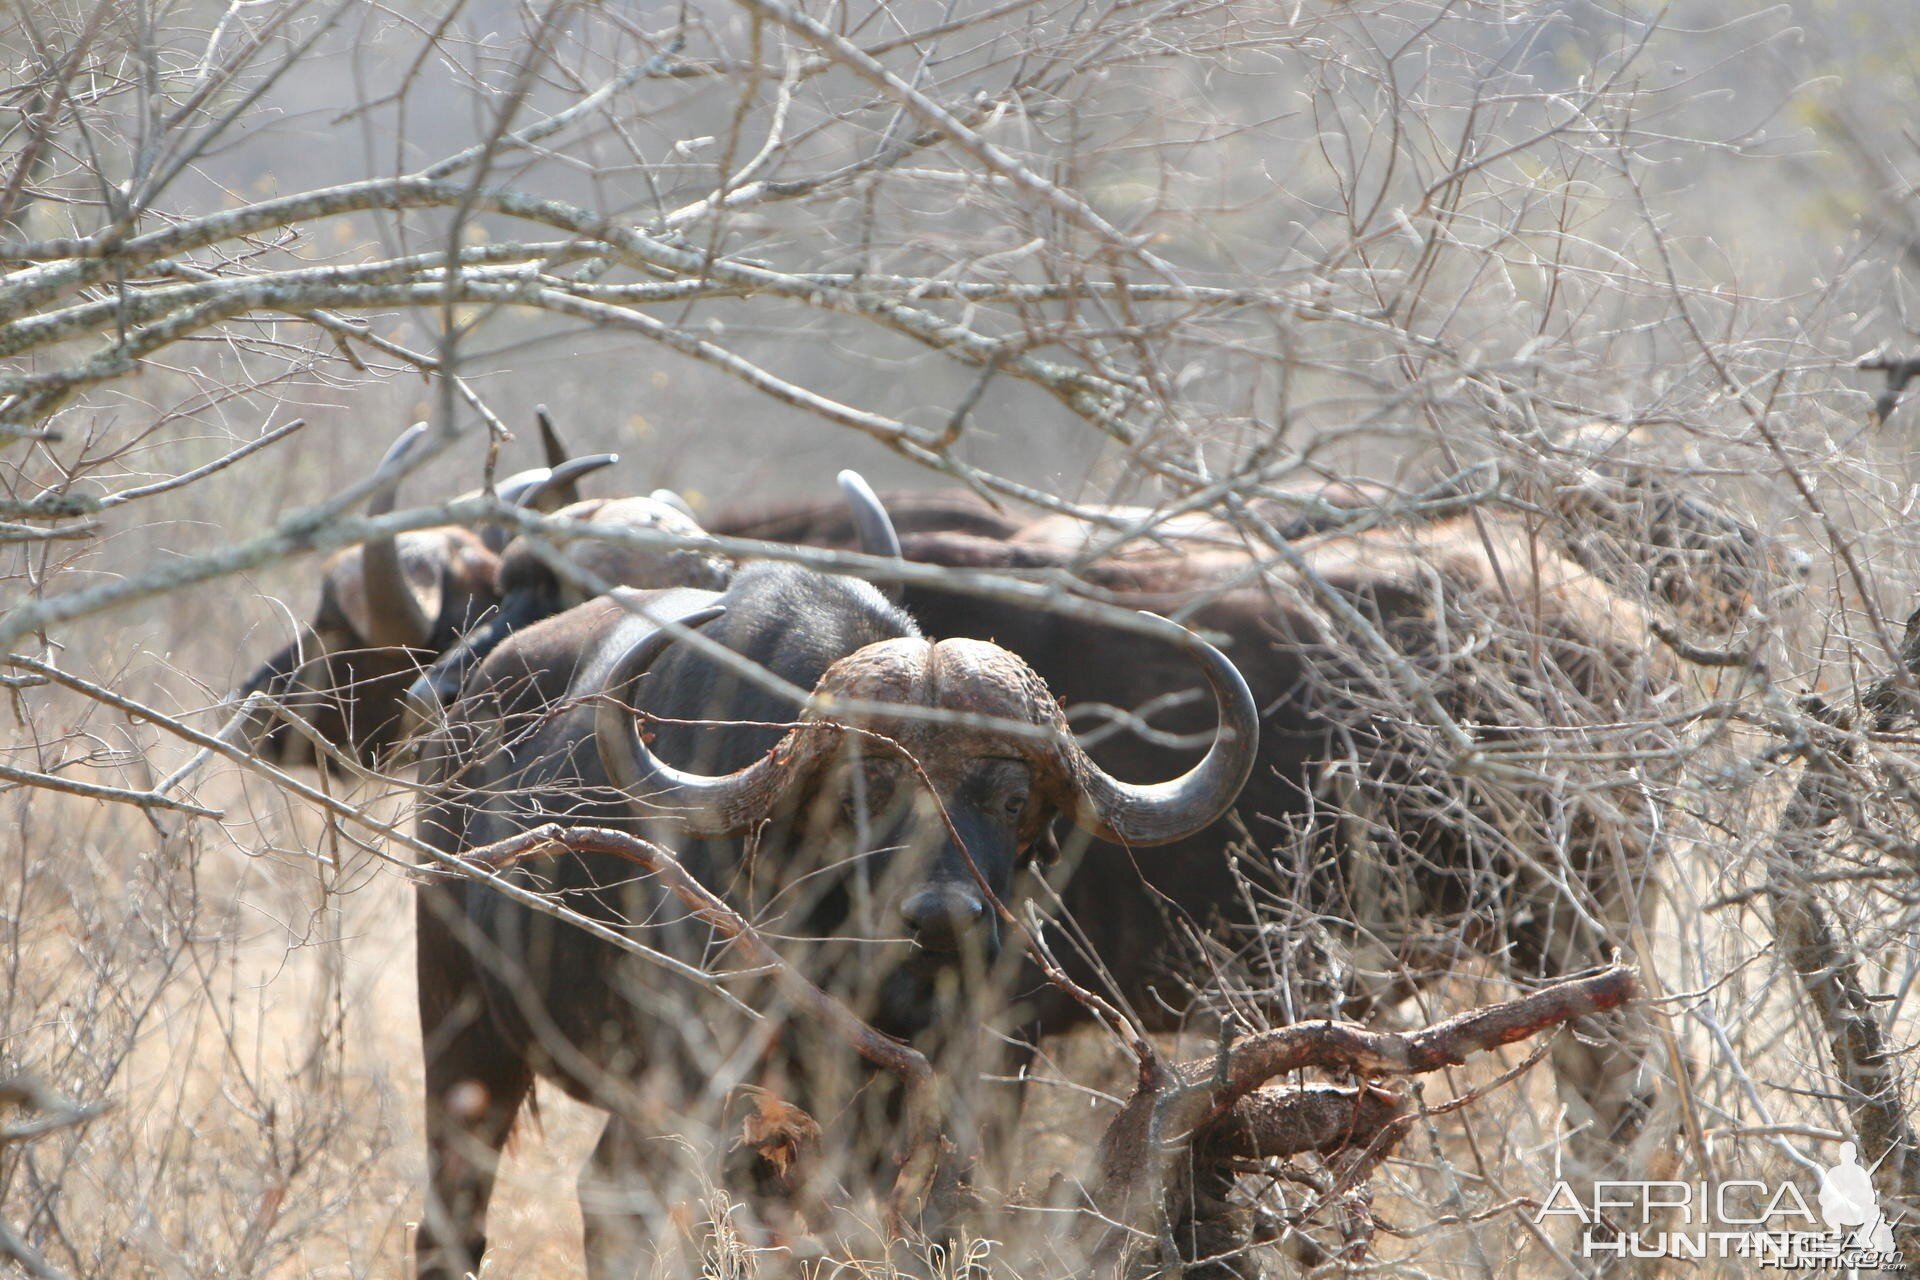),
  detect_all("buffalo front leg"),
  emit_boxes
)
[1528,920,1669,1185]
[580,1114,671,1280]
[415,897,534,1280]
[1518,877,1673,1279]
[1548,1003,1663,1183]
